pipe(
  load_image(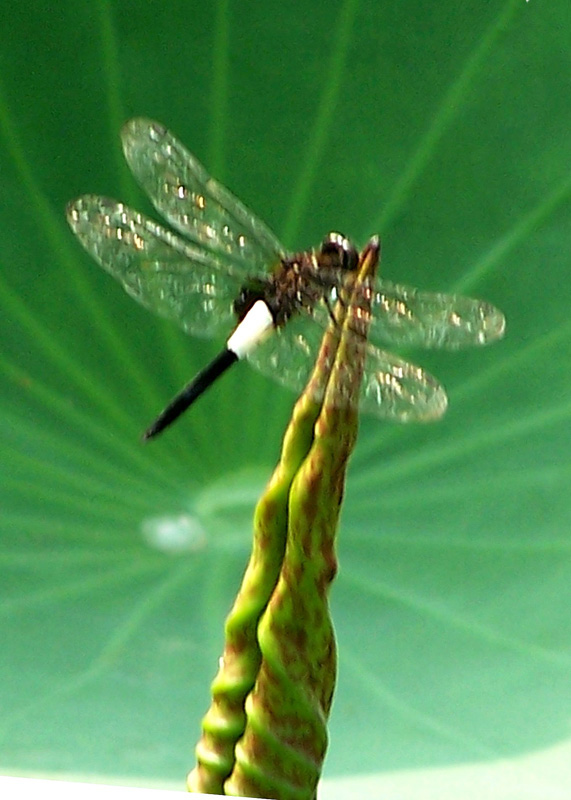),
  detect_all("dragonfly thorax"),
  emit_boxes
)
[233,233,361,331]
[233,255,323,330]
